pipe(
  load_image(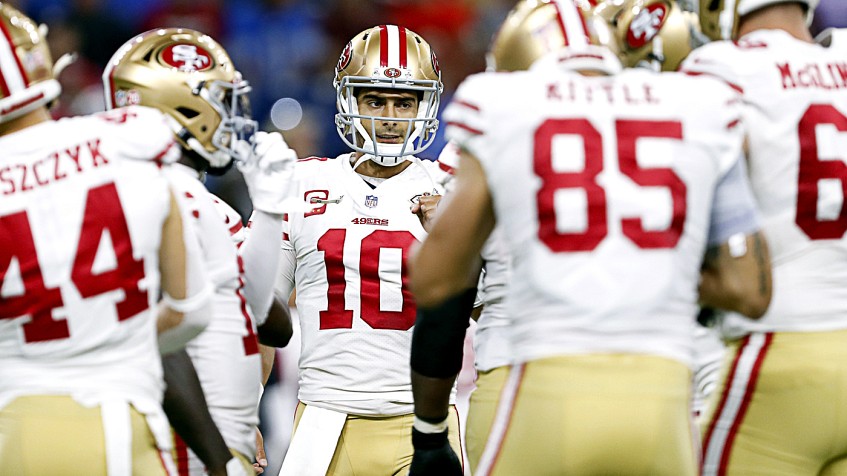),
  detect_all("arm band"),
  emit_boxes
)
[410,287,476,379]
[162,284,213,313]
[413,415,449,434]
